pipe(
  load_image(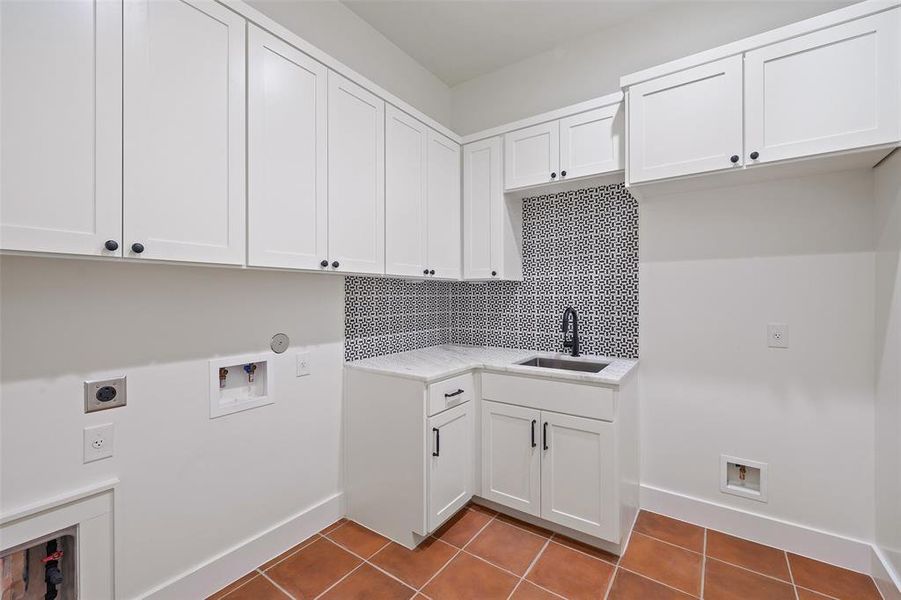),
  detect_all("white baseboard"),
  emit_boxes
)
[872,545,901,600]
[141,492,343,600]
[640,484,874,574]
